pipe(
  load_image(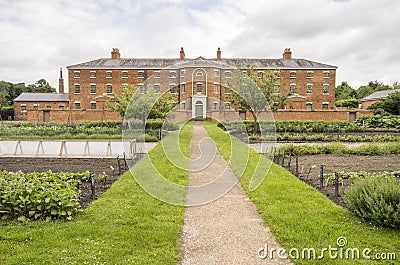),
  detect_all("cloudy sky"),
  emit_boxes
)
[0,0,399,92]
